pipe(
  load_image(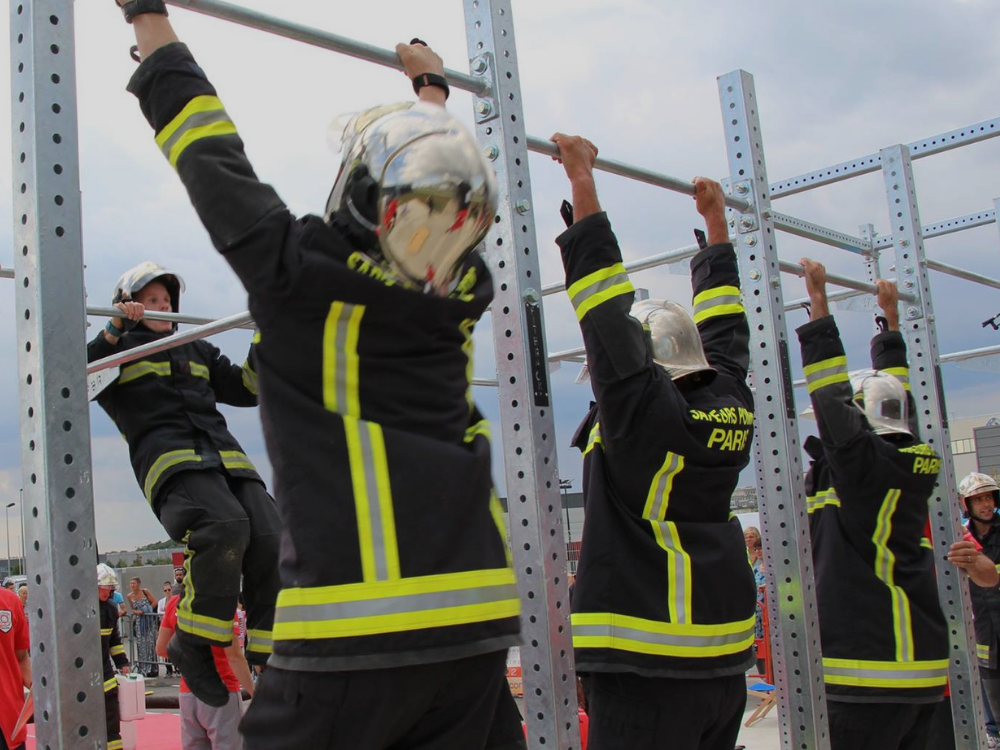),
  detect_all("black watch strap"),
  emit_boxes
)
[411,73,450,100]
[120,0,168,24]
